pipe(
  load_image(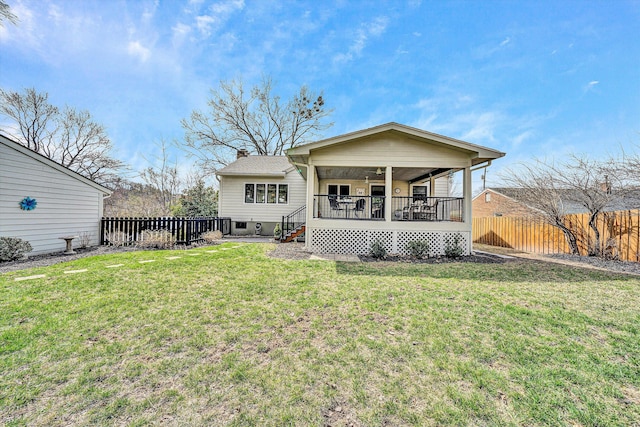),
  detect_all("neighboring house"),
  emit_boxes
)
[473,187,640,218]
[218,122,505,255]
[216,151,307,236]
[472,188,537,217]
[0,134,112,255]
